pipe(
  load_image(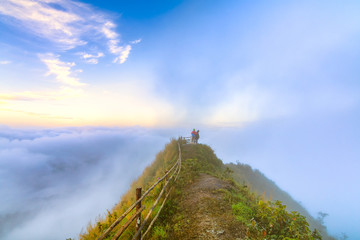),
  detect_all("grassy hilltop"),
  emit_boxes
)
[80,139,335,240]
